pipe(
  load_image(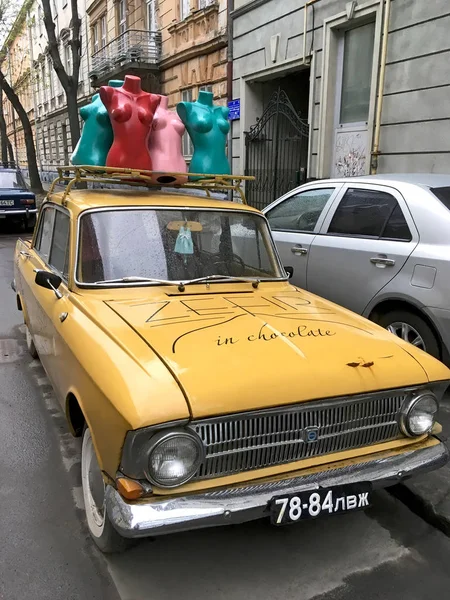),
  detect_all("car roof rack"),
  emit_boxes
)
[48,165,255,205]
